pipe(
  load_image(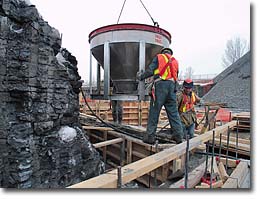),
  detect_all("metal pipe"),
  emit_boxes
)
[210,130,215,188]
[226,126,230,170]
[185,135,190,188]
